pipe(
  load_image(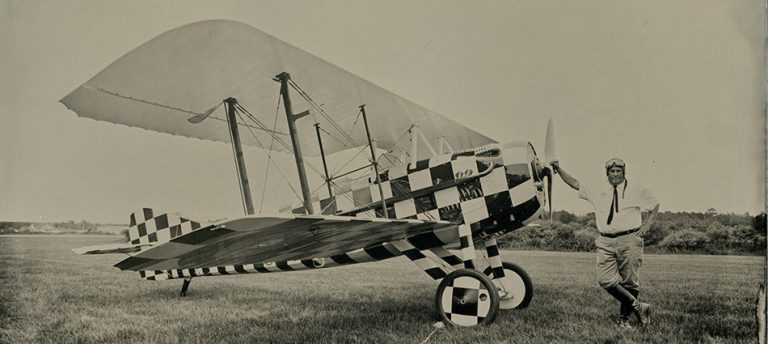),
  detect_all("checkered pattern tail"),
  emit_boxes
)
[128,208,205,245]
